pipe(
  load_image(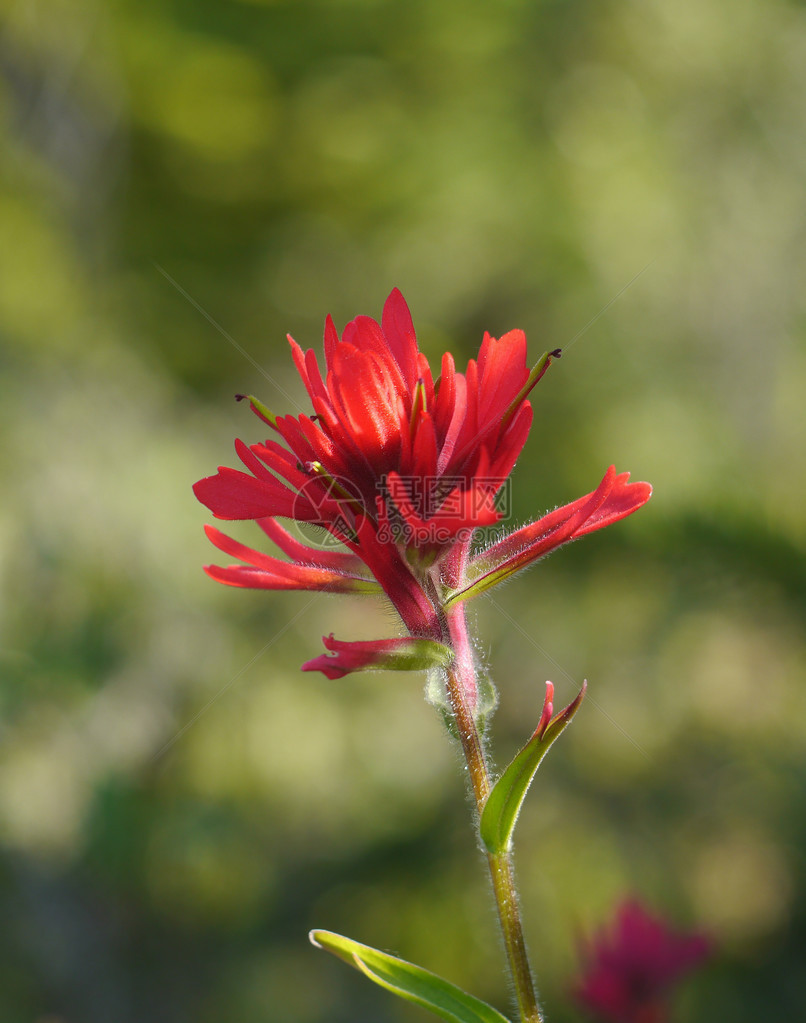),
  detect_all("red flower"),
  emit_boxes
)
[193,290,651,687]
[573,900,711,1023]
